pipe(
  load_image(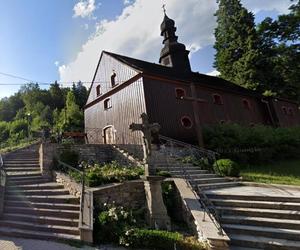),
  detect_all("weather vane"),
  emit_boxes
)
[162,3,166,14]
